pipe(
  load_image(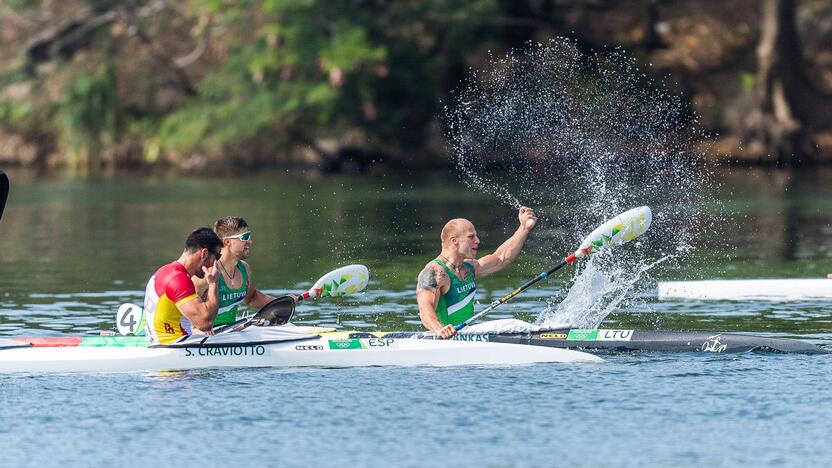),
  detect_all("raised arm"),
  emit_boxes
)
[471,207,537,277]
[416,264,456,339]
[192,273,209,301]
[179,266,219,333]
